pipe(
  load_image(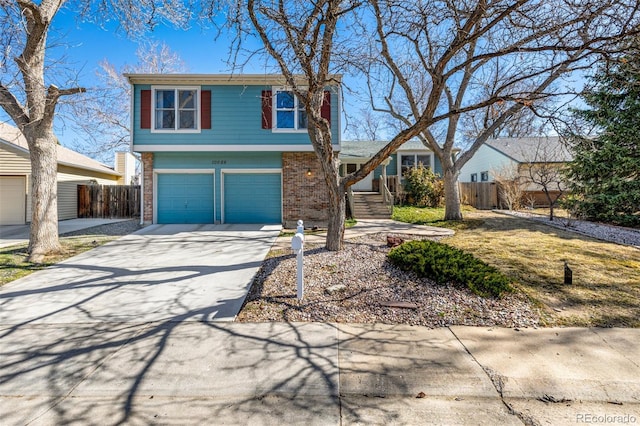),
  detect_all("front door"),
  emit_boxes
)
[347,163,374,192]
